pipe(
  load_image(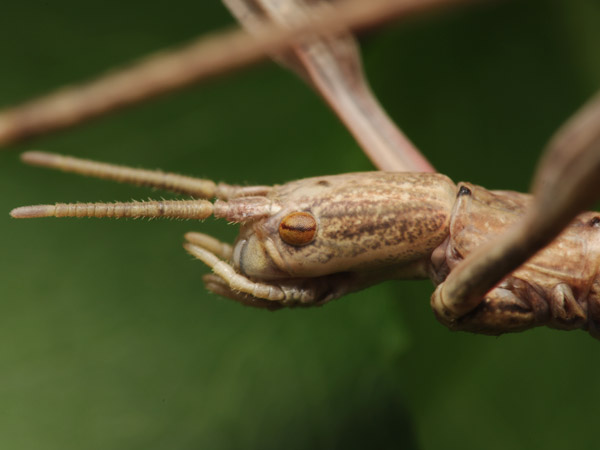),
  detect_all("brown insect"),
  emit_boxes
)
[3,0,600,339]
